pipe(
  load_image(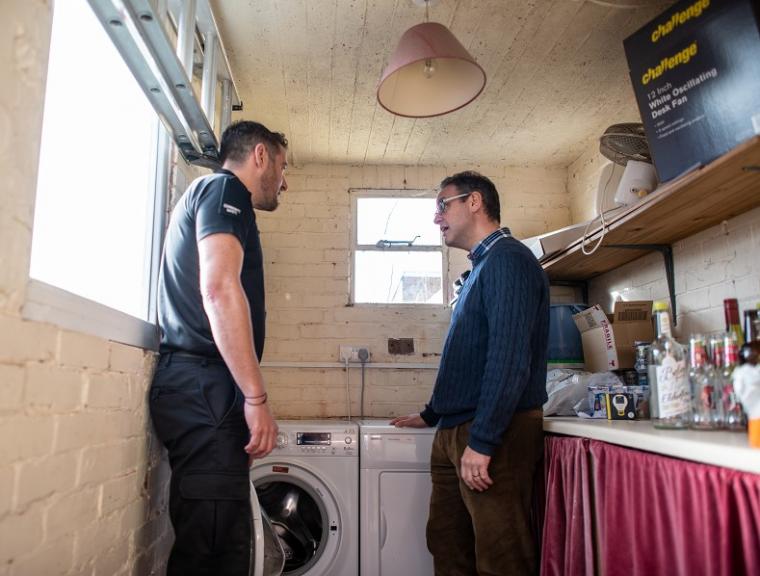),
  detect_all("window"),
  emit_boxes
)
[24,0,168,347]
[351,191,445,304]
